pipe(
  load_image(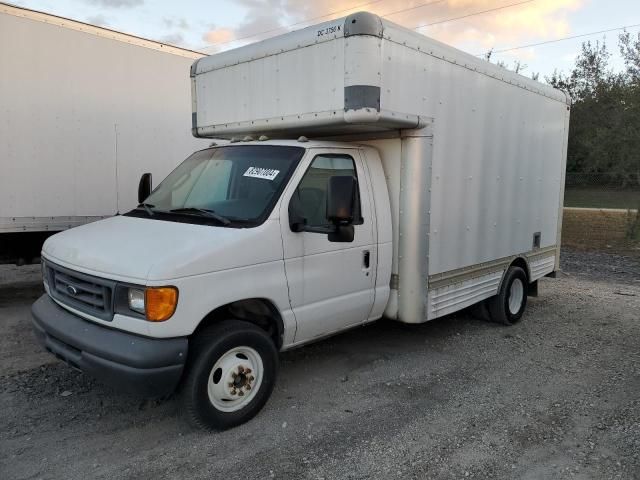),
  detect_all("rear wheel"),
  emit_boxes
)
[181,320,278,430]
[488,266,528,325]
